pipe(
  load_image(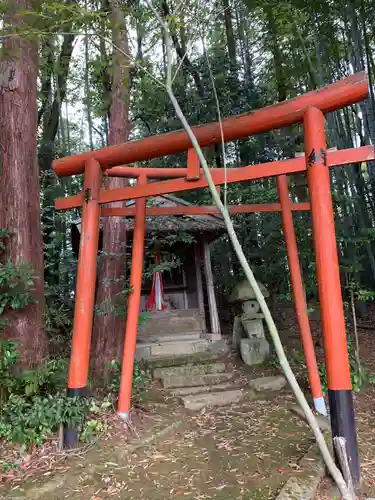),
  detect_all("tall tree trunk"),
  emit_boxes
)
[222,0,237,72]
[264,3,287,102]
[84,27,94,151]
[92,0,131,374]
[236,3,253,90]
[0,0,48,364]
[345,1,375,181]
[38,29,75,290]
